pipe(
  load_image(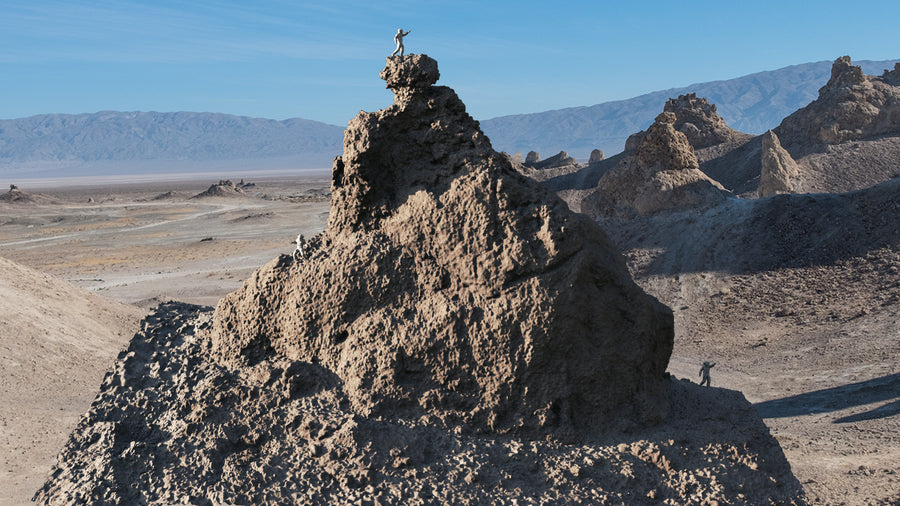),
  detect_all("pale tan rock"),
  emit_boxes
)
[588,148,605,164]
[626,93,750,151]
[589,112,727,217]
[759,130,801,197]
[776,56,900,147]
[211,54,674,435]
